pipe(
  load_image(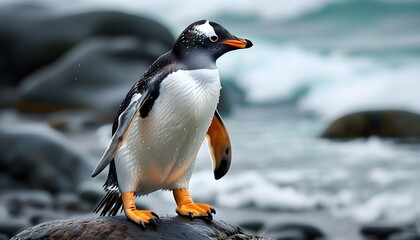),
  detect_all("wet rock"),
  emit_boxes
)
[388,230,420,240]
[47,110,102,132]
[55,192,90,212]
[0,217,30,239]
[0,190,54,216]
[17,37,153,117]
[218,80,247,115]
[0,233,9,240]
[12,216,270,240]
[360,224,404,239]
[262,223,324,240]
[0,124,91,193]
[321,110,420,140]
[27,209,66,226]
[239,221,265,233]
[0,3,173,86]
[77,180,104,205]
[265,229,305,240]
